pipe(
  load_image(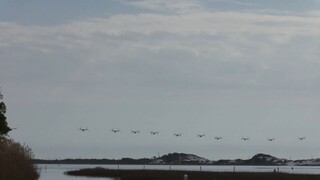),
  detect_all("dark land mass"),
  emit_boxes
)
[34,152,320,166]
[34,157,151,165]
[66,168,320,180]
